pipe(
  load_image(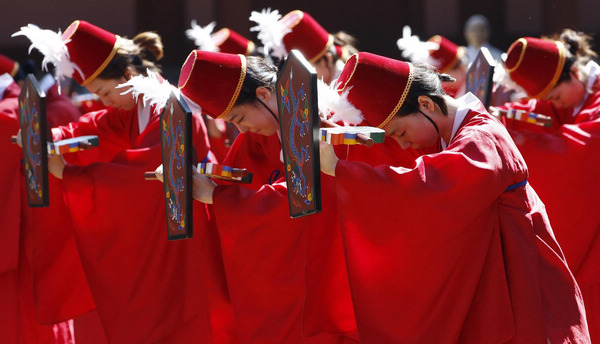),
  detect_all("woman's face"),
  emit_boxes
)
[543,71,587,109]
[85,76,137,110]
[312,53,336,85]
[382,112,439,150]
[222,88,279,136]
